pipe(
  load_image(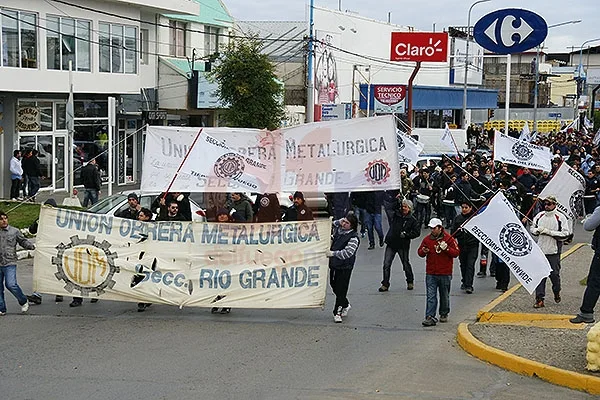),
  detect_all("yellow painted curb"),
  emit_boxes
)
[457,323,600,395]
